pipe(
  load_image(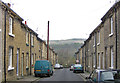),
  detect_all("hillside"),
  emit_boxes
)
[50,38,85,45]
[50,38,85,66]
